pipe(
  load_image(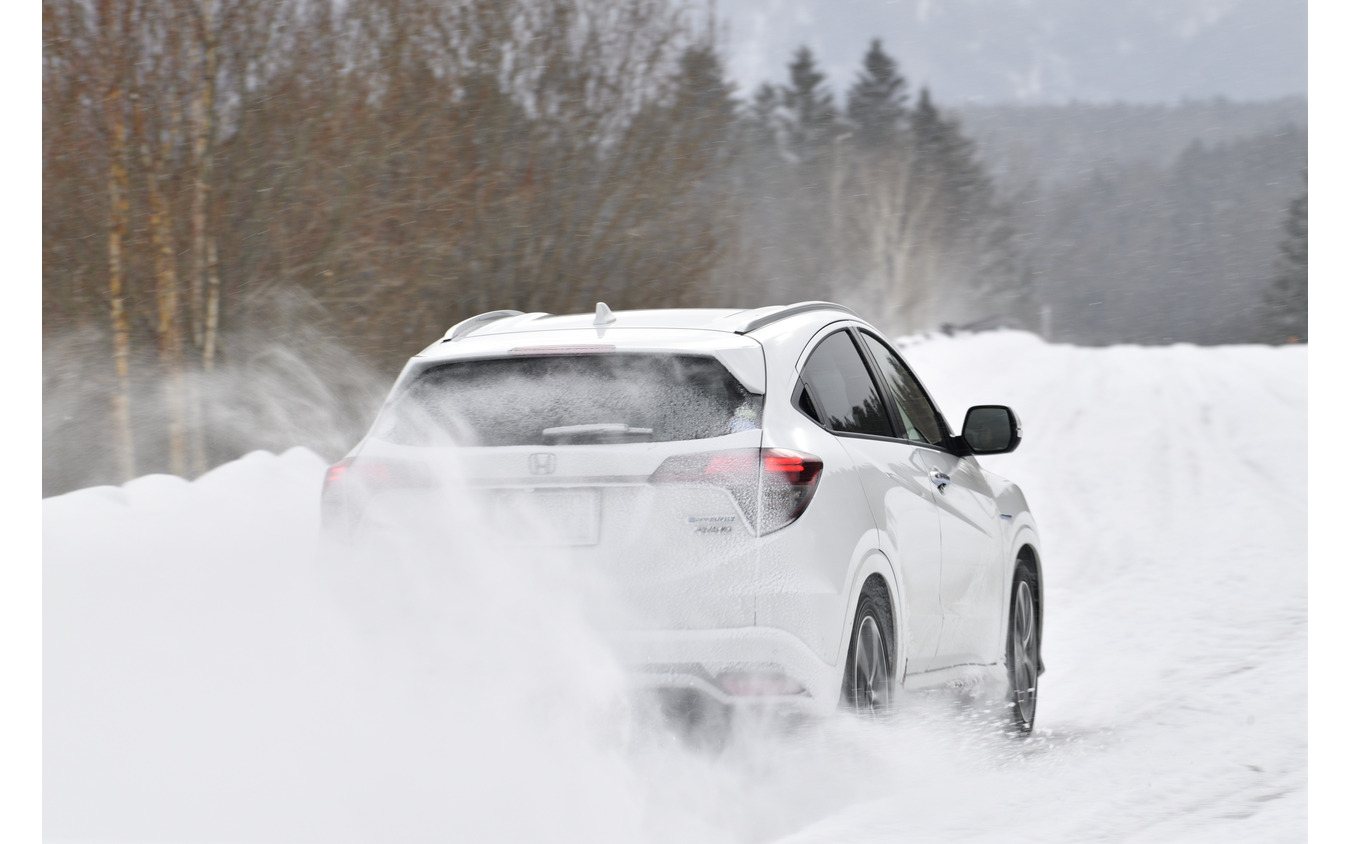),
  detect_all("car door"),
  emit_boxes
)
[856,331,1005,668]
[795,328,946,674]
